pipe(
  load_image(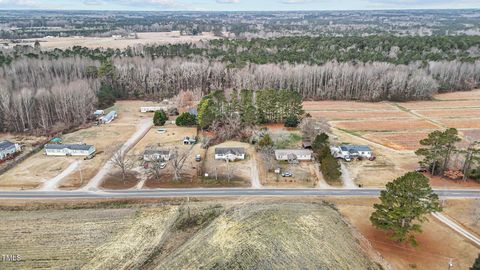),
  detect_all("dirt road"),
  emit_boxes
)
[250,153,262,188]
[82,120,153,191]
[340,162,358,189]
[39,160,81,191]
